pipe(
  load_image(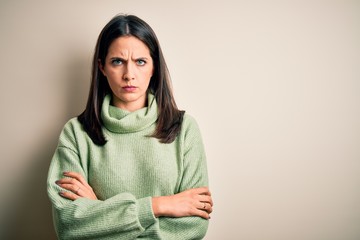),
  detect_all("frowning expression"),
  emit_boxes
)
[99,36,154,112]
